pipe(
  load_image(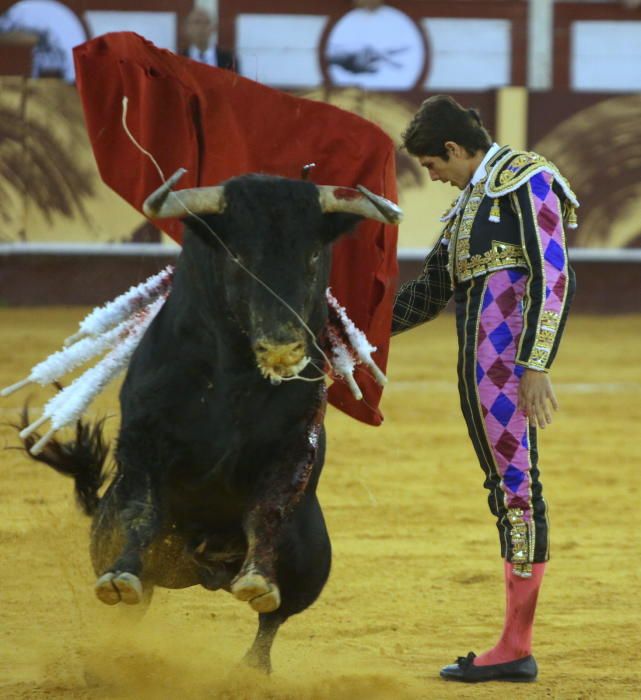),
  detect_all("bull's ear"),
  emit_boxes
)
[321,212,363,243]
